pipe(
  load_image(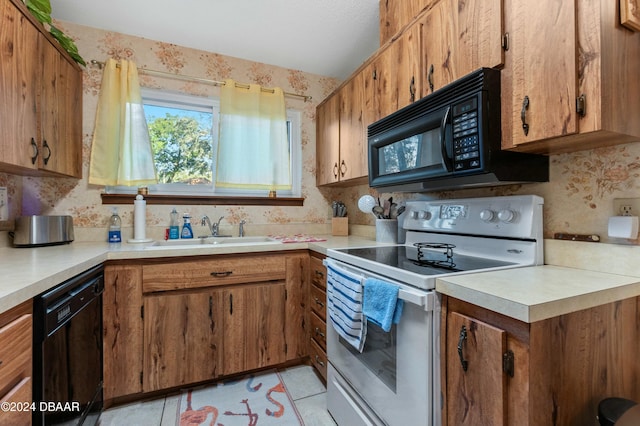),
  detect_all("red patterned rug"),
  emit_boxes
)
[176,370,304,425]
